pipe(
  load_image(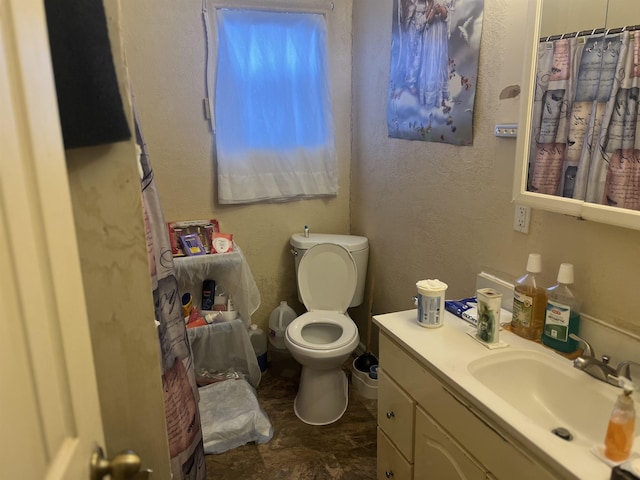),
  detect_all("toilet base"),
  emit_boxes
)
[293,366,348,425]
